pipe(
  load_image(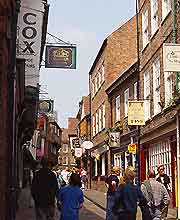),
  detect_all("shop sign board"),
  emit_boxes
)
[39,100,54,114]
[16,0,44,87]
[163,43,180,72]
[75,148,82,158]
[128,143,137,154]
[45,46,76,69]
[109,132,120,147]
[81,141,93,150]
[128,101,145,126]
